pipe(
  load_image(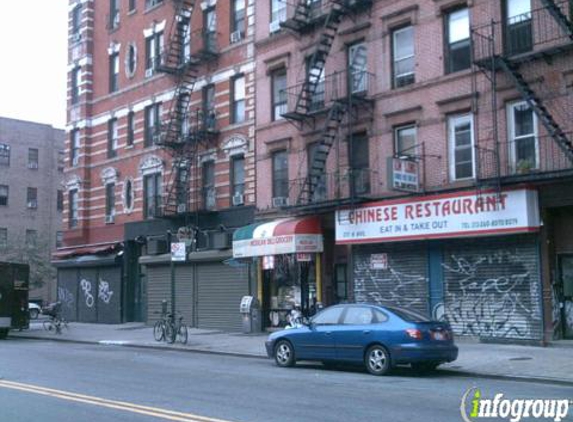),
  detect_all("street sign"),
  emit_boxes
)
[171,242,186,262]
[370,253,388,270]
